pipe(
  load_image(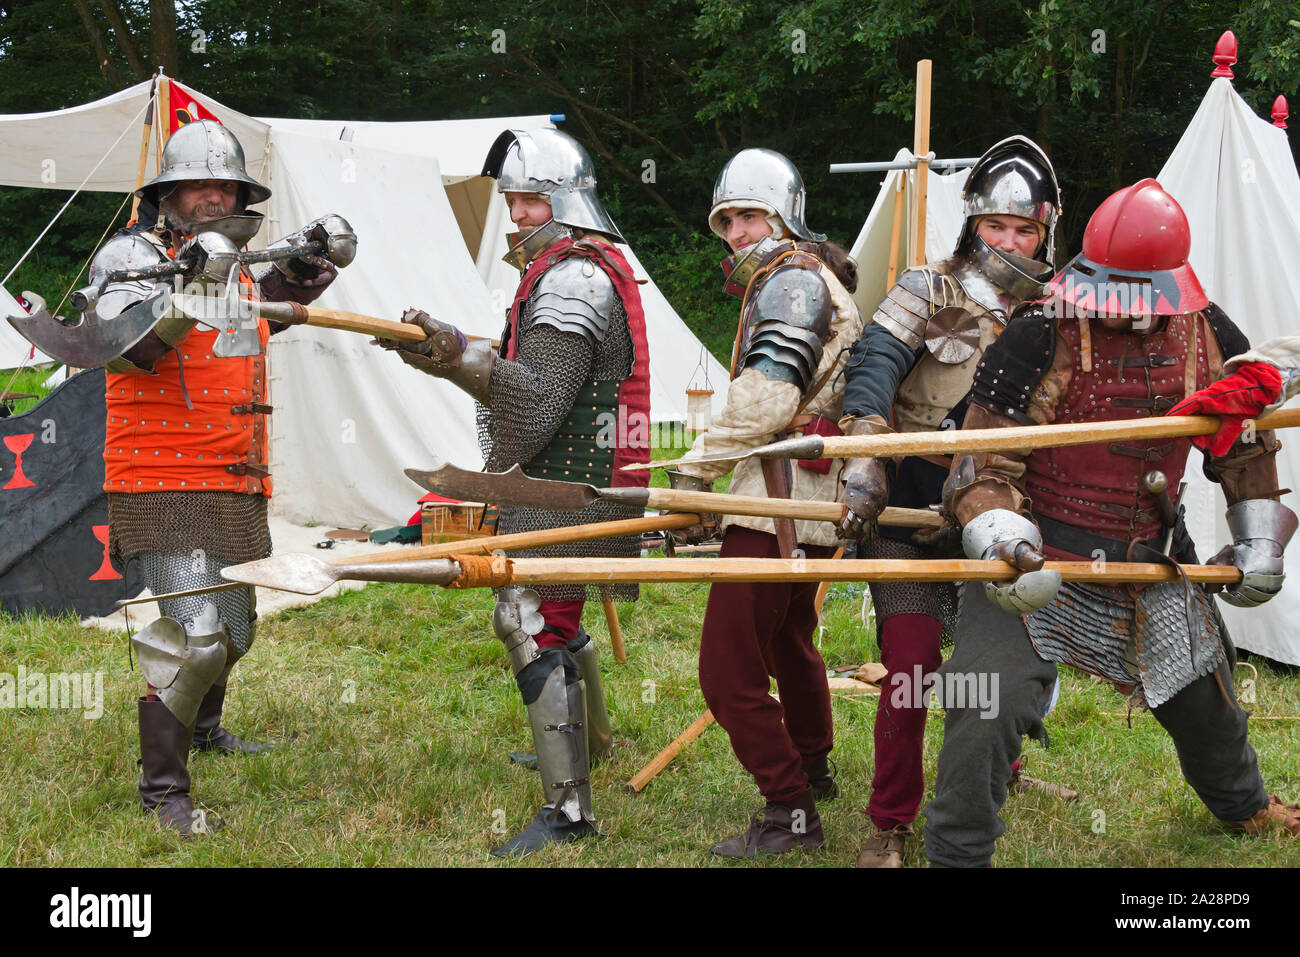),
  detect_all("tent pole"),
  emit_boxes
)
[158,72,173,148]
[911,60,932,267]
[127,74,158,225]
[885,174,906,286]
